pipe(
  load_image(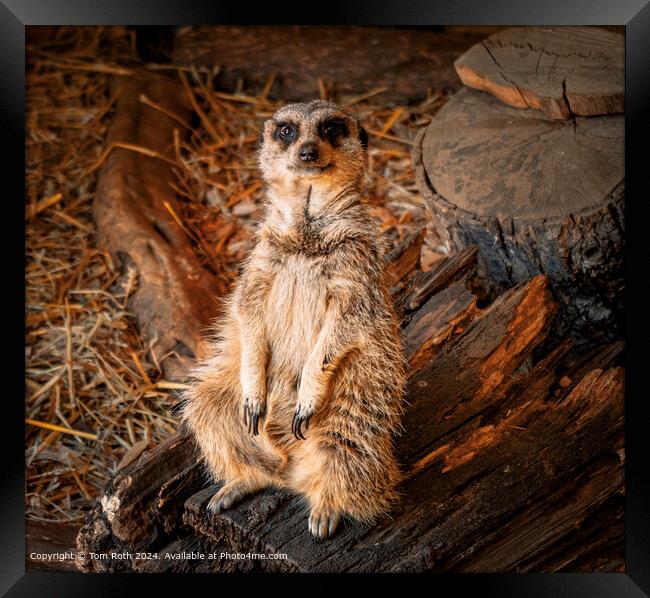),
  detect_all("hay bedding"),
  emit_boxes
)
[25,26,446,522]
